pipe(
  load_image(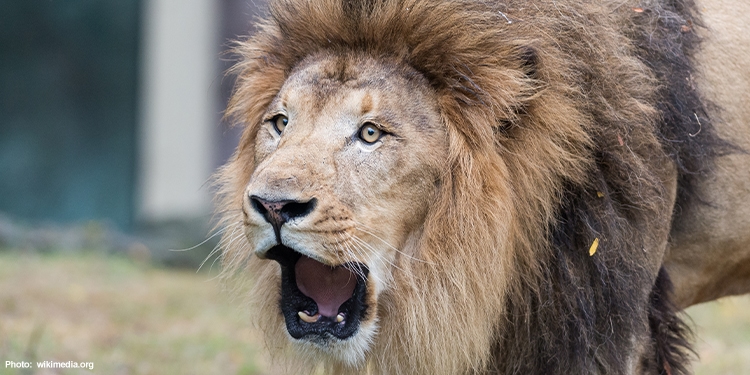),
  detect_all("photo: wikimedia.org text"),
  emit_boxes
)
[6,360,95,371]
